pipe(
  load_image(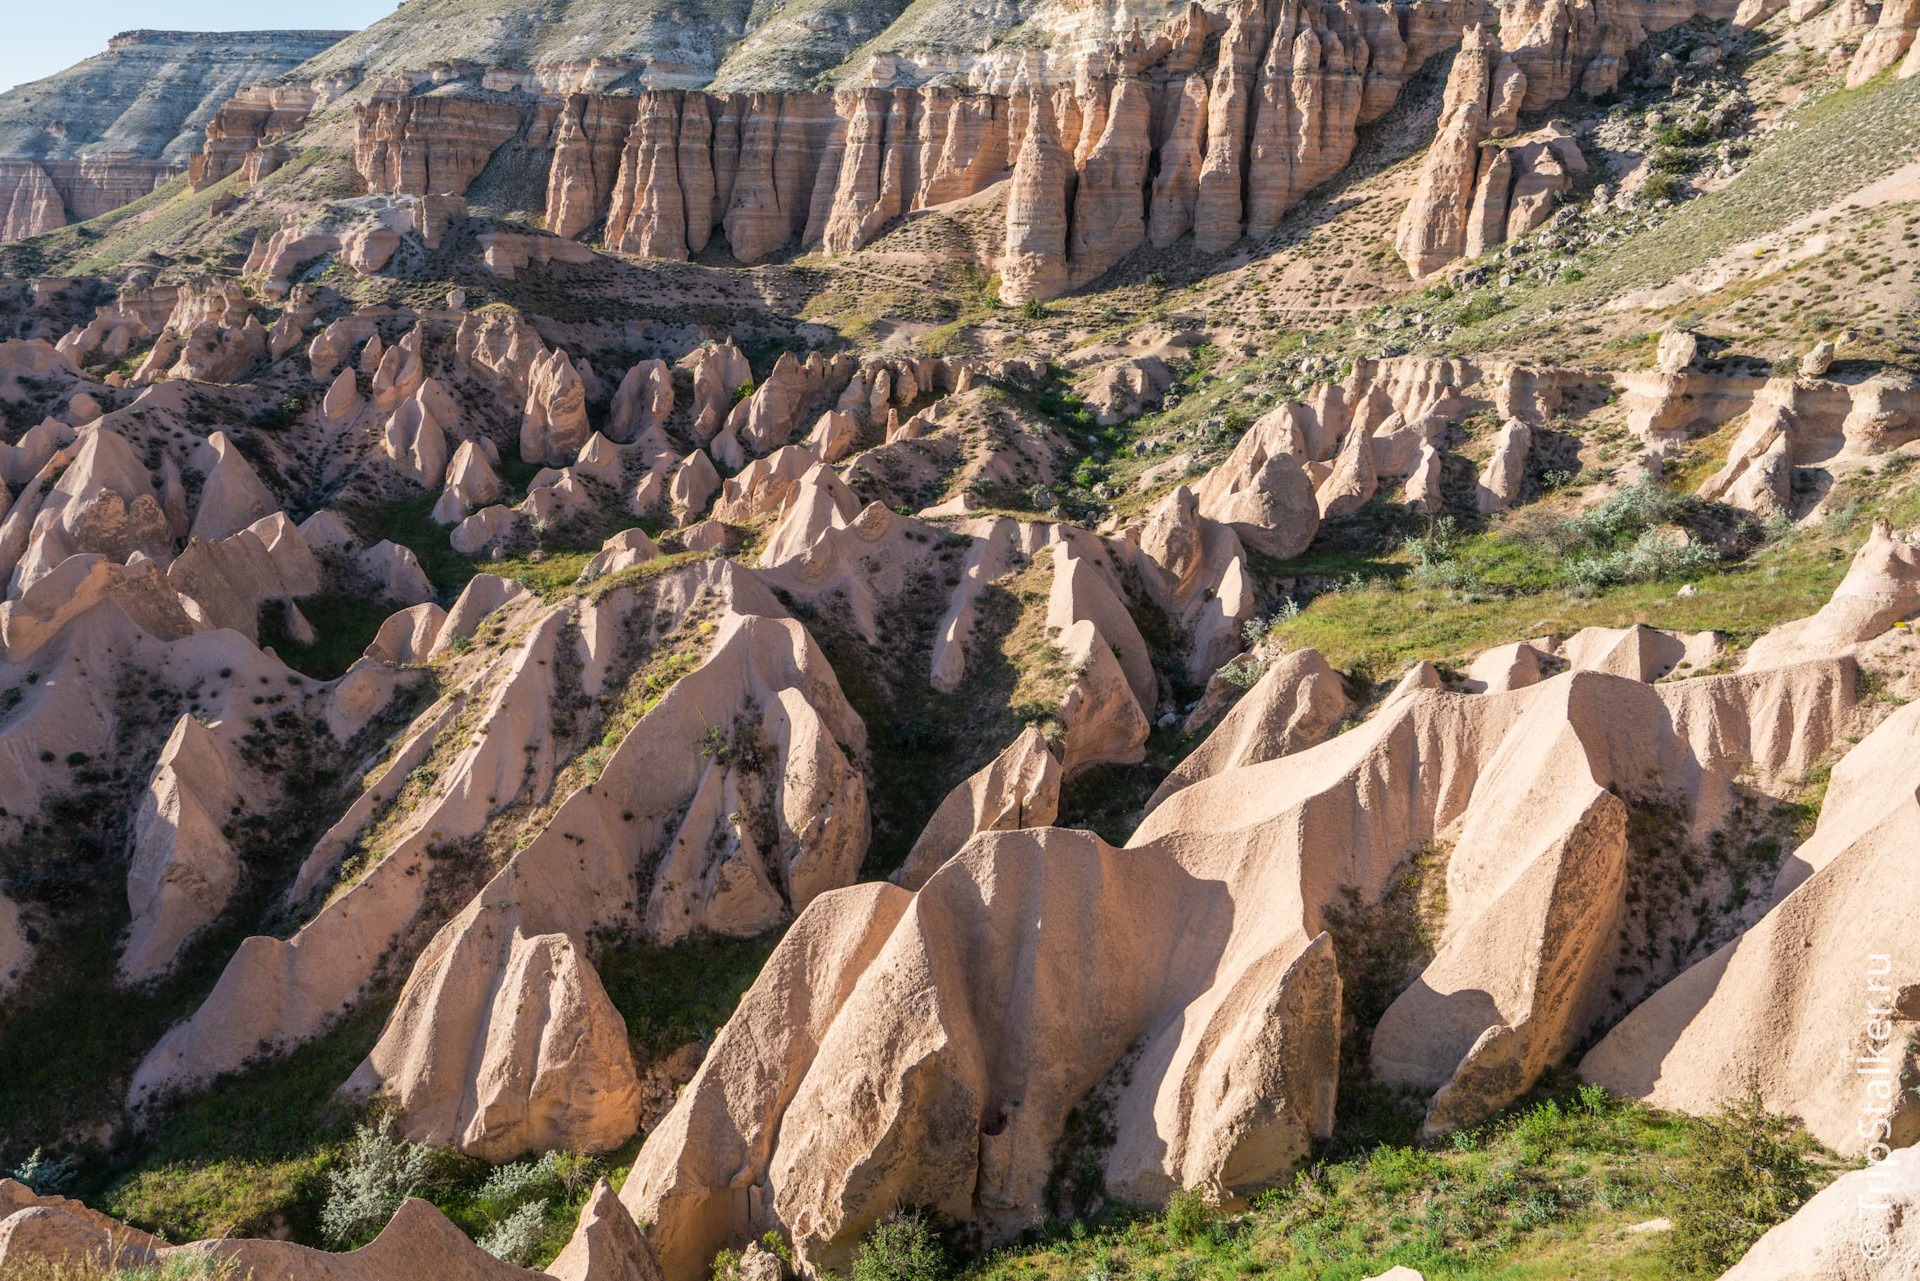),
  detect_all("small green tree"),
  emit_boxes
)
[852,1211,946,1281]
[320,1118,436,1247]
[1162,1187,1213,1241]
[1661,1077,1820,1274]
